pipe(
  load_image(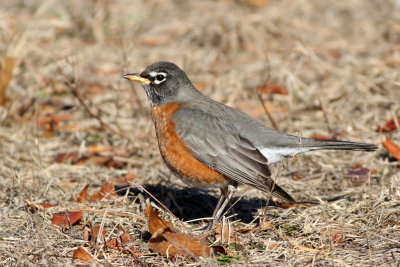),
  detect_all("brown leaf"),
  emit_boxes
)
[382,139,400,161]
[291,173,303,181]
[37,113,72,137]
[76,184,90,203]
[120,232,135,246]
[76,182,119,203]
[52,211,83,226]
[90,181,117,200]
[256,83,288,95]
[106,238,121,250]
[55,152,79,164]
[37,113,72,128]
[91,225,107,244]
[72,246,93,262]
[376,116,400,132]
[145,206,224,258]
[114,172,137,186]
[55,151,126,169]
[145,206,175,234]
